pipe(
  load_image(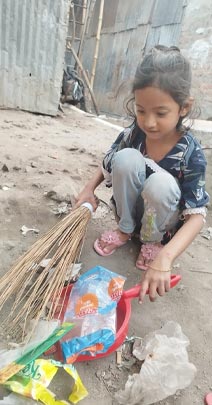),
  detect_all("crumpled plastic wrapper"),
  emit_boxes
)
[4,358,88,404]
[115,321,196,405]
